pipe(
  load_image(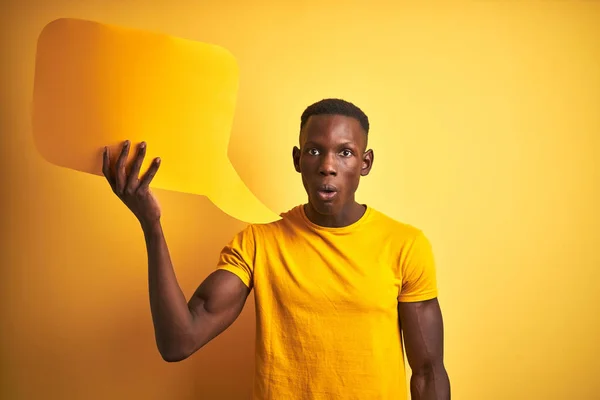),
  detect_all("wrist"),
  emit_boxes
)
[140,218,162,233]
